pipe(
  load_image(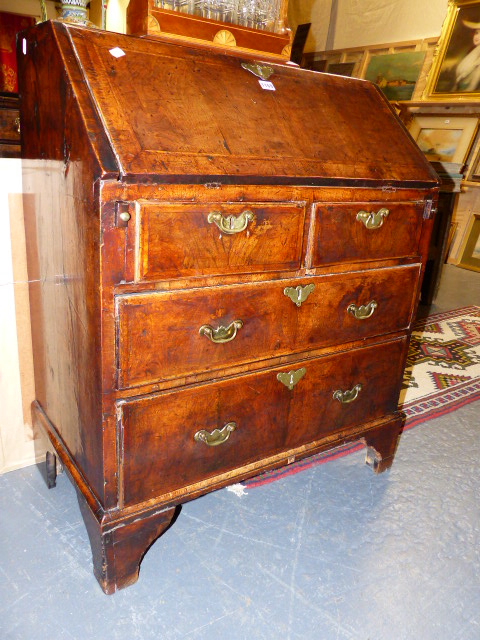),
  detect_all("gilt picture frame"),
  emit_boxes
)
[424,0,480,99]
[458,213,480,270]
[409,114,478,164]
